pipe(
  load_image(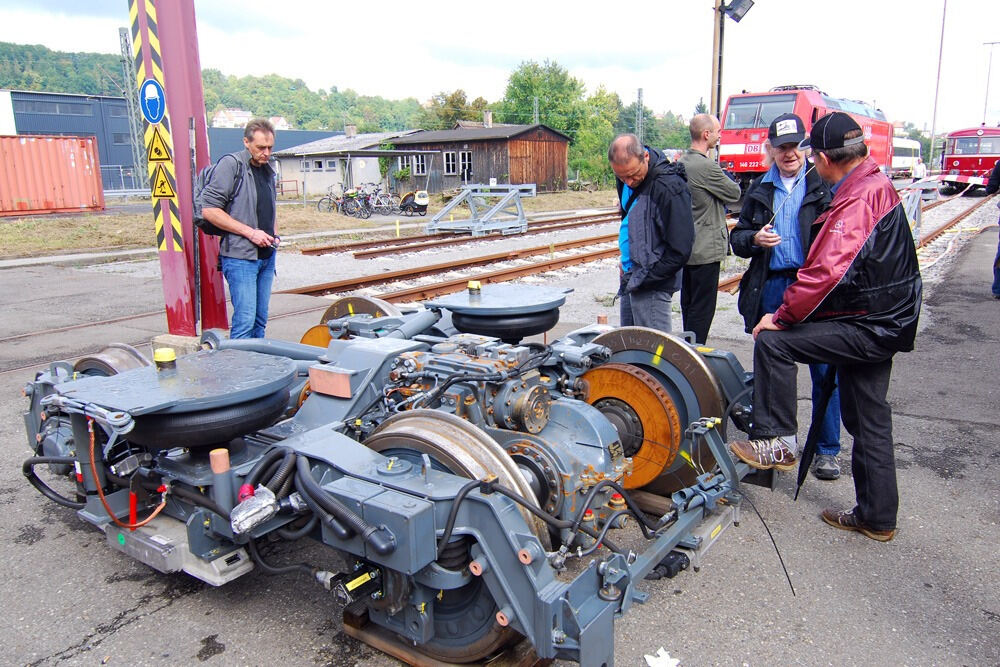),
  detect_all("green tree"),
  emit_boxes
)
[418,89,489,130]
[657,111,691,150]
[695,97,708,114]
[616,102,662,147]
[568,86,622,187]
[497,60,586,137]
[902,121,931,163]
